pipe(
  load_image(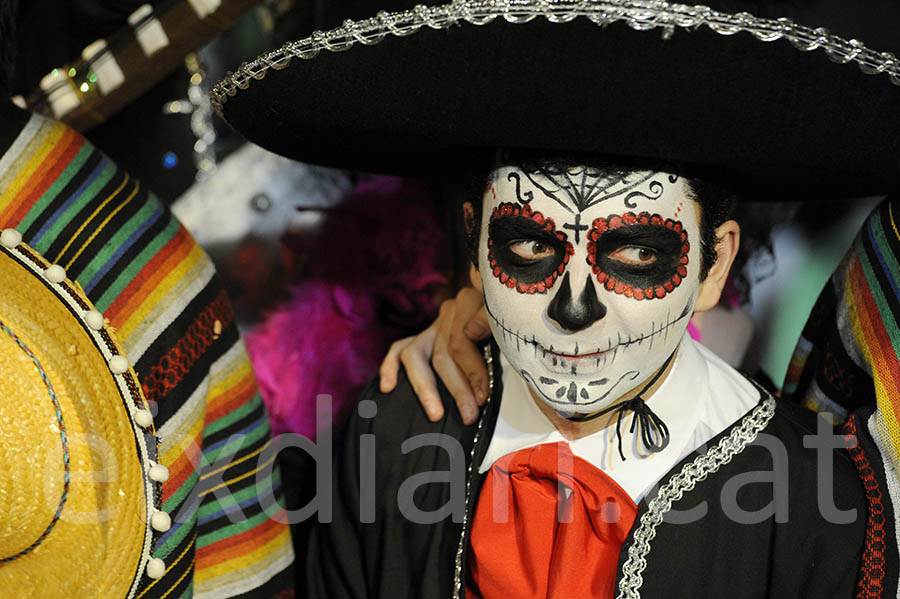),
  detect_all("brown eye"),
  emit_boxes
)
[609,246,658,266]
[508,240,556,262]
